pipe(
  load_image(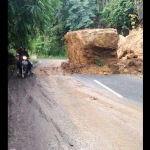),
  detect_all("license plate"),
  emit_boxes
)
[22,60,28,65]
